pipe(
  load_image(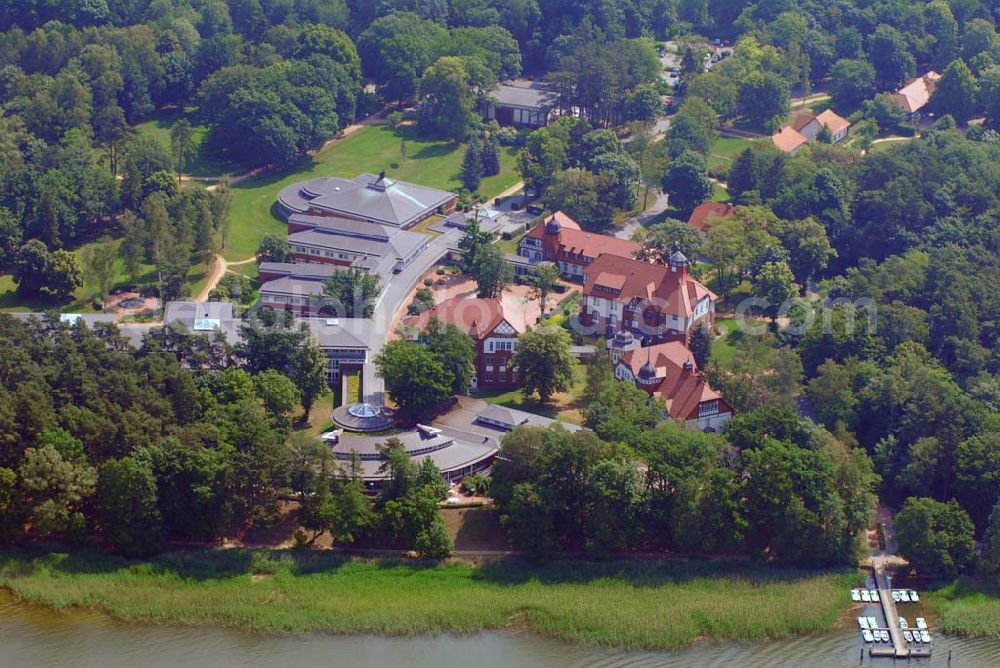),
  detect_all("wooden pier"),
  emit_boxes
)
[873,567,909,658]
